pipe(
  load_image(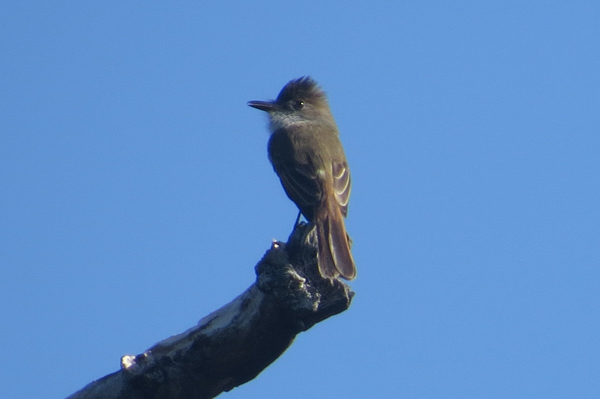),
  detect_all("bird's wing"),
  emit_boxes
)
[275,159,322,213]
[268,130,322,218]
[331,161,351,217]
